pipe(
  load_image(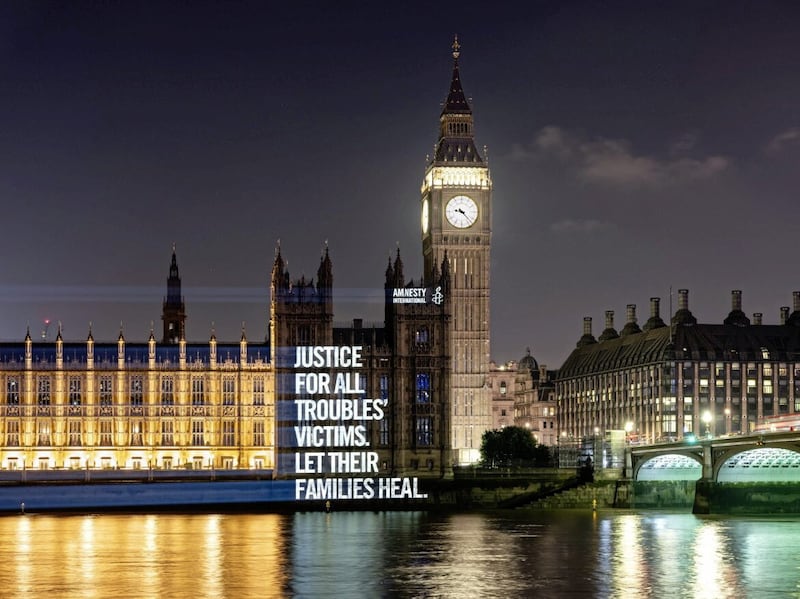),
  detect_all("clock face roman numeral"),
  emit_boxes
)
[445,195,478,228]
